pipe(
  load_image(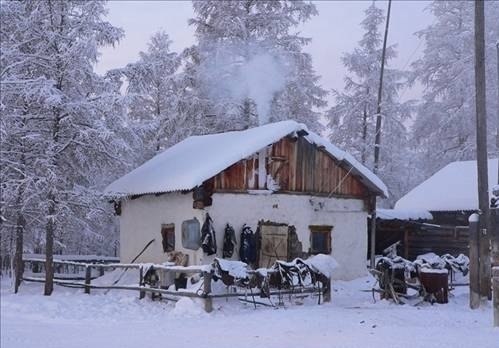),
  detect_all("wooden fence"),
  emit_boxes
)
[20,257,330,312]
